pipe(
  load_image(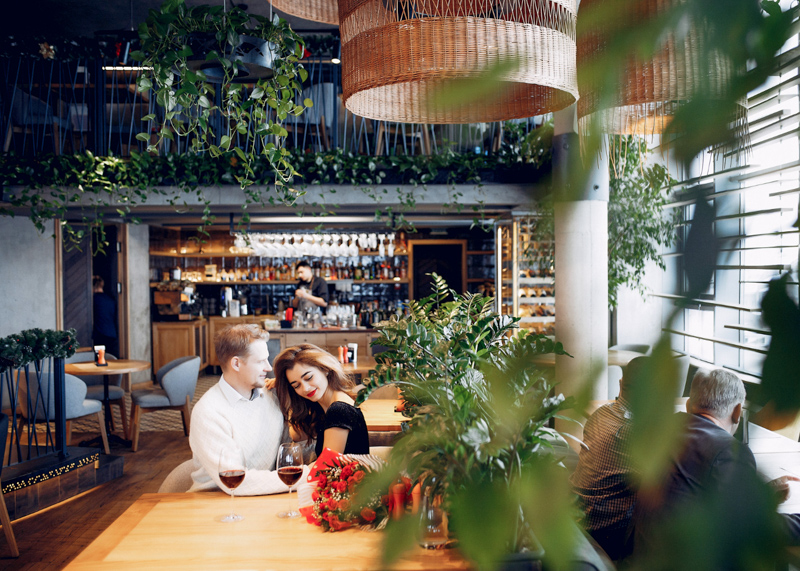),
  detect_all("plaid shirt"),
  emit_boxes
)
[570,398,636,533]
